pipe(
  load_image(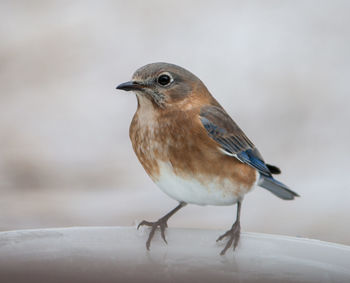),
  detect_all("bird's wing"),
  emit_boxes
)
[199,105,272,177]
